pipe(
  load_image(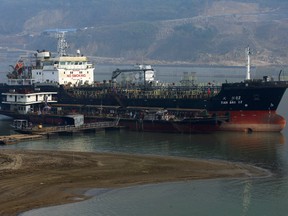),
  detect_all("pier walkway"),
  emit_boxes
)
[0,120,120,145]
[0,134,44,145]
[16,120,119,135]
